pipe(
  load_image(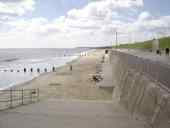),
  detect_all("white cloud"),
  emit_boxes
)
[1,0,170,48]
[89,0,143,7]
[138,11,151,21]
[0,0,35,16]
